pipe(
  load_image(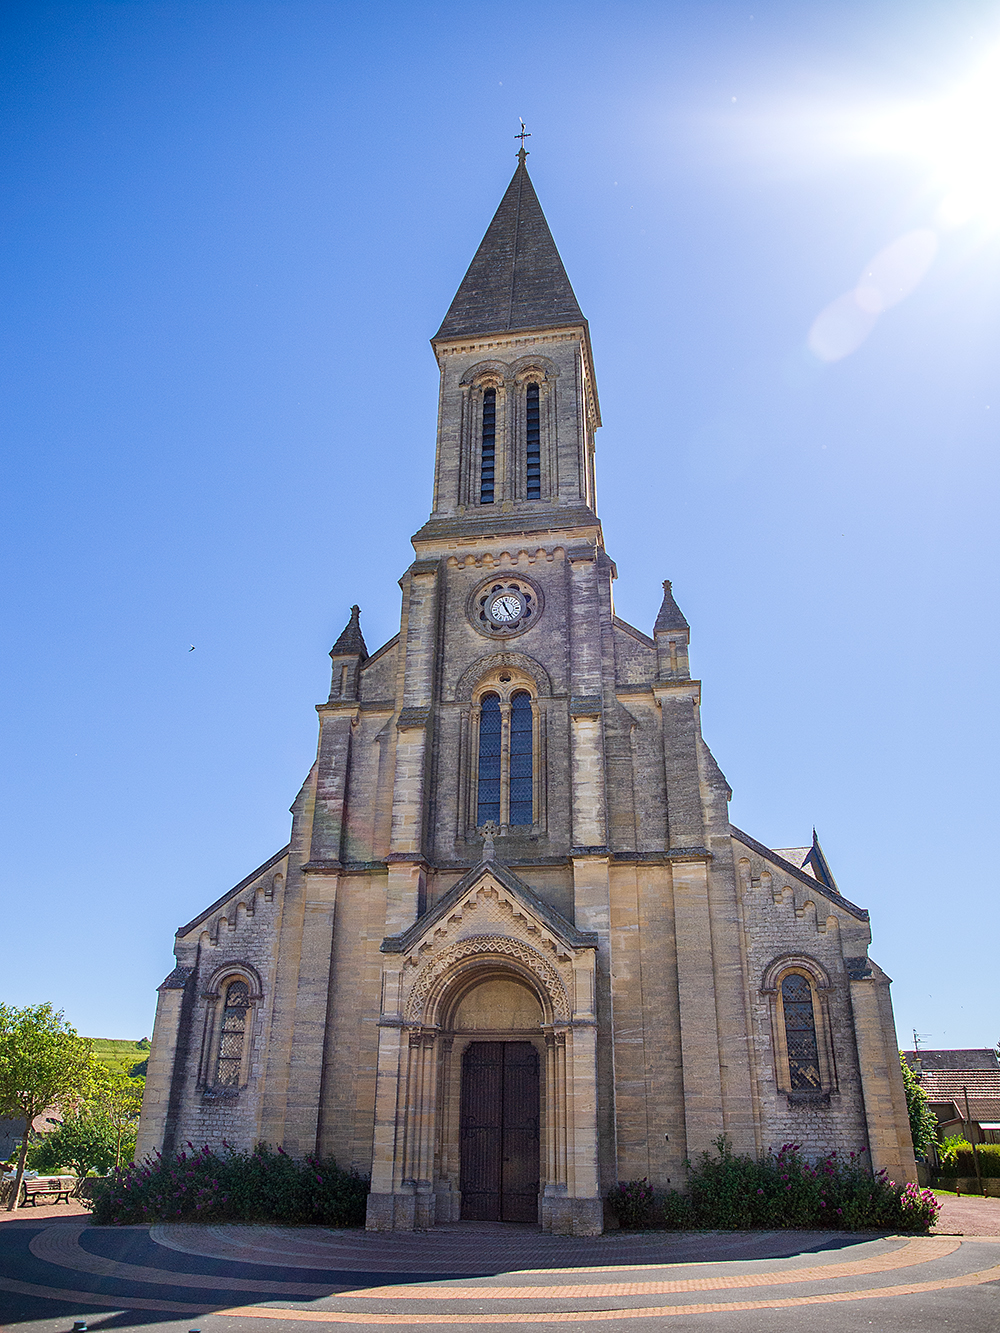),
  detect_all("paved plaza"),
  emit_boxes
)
[0,1203,998,1333]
